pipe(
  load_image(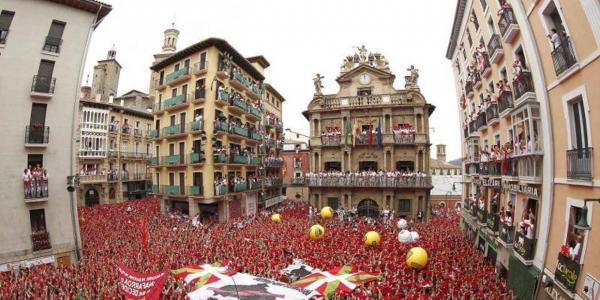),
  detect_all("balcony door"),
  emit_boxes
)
[179,172,185,194]
[569,98,588,150]
[36,60,55,93]
[324,161,341,171]
[29,209,47,232]
[359,161,377,171]
[395,161,414,172]
[29,103,47,143]
[179,112,186,133]
[179,142,185,164]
